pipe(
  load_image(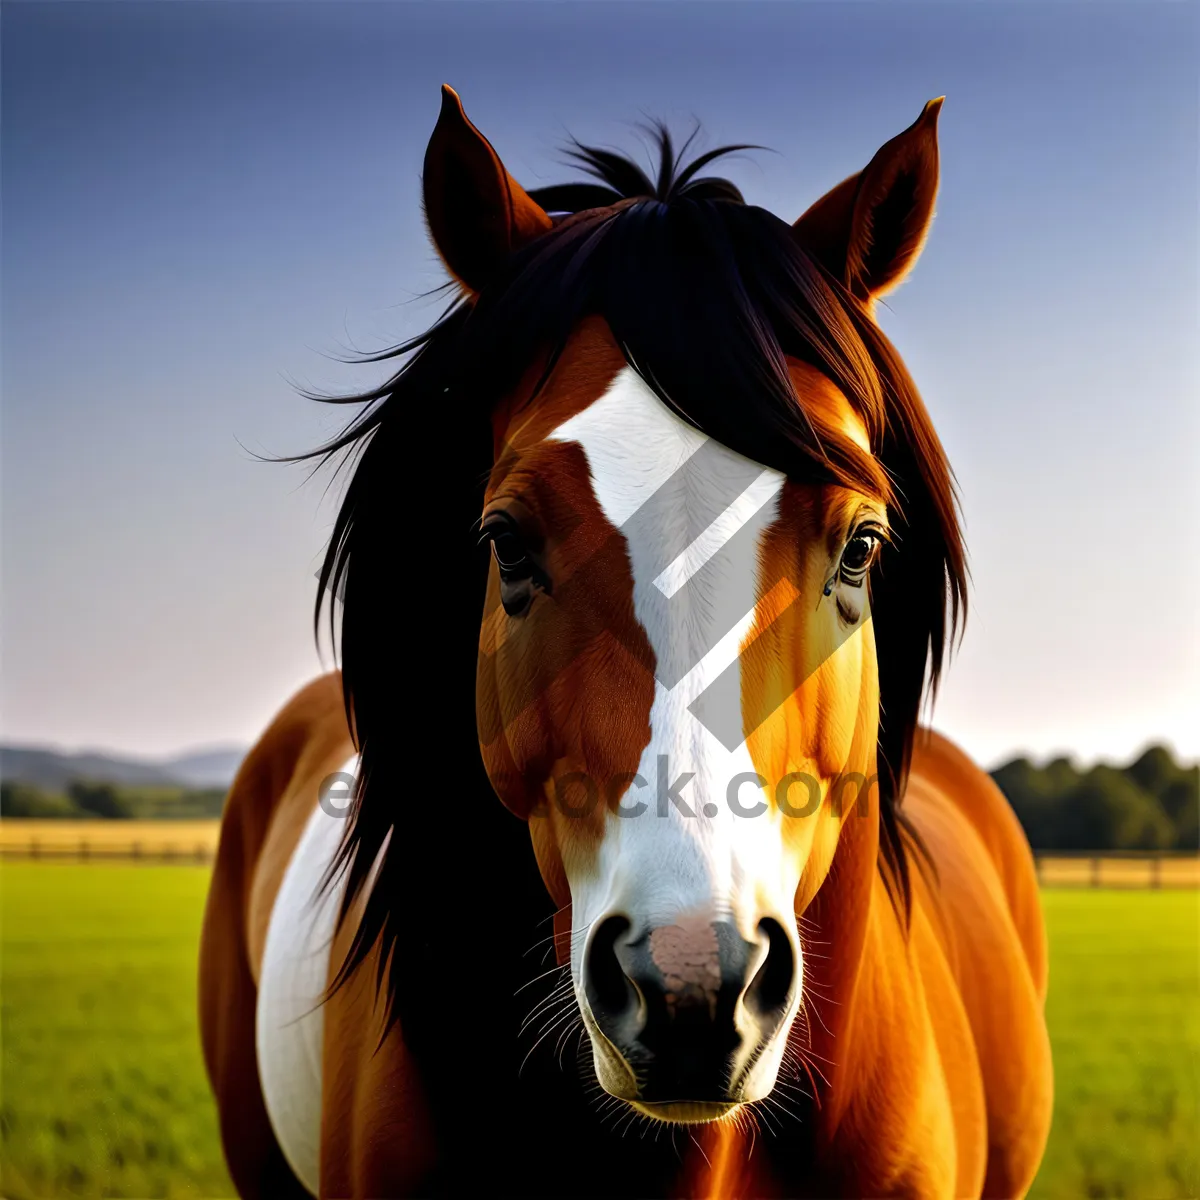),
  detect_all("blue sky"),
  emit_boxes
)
[2,1,1196,765]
